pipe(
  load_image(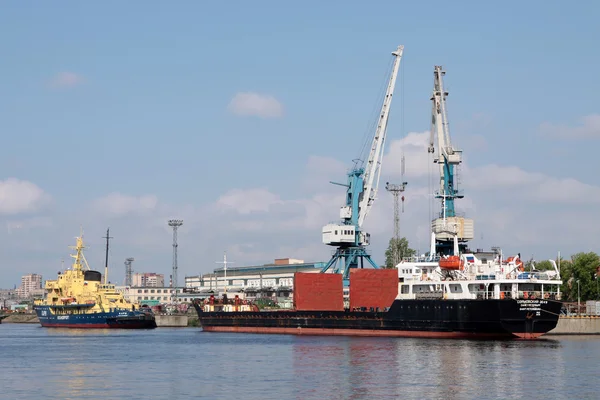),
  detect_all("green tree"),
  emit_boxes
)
[559,252,600,302]
[384,237,416,269]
